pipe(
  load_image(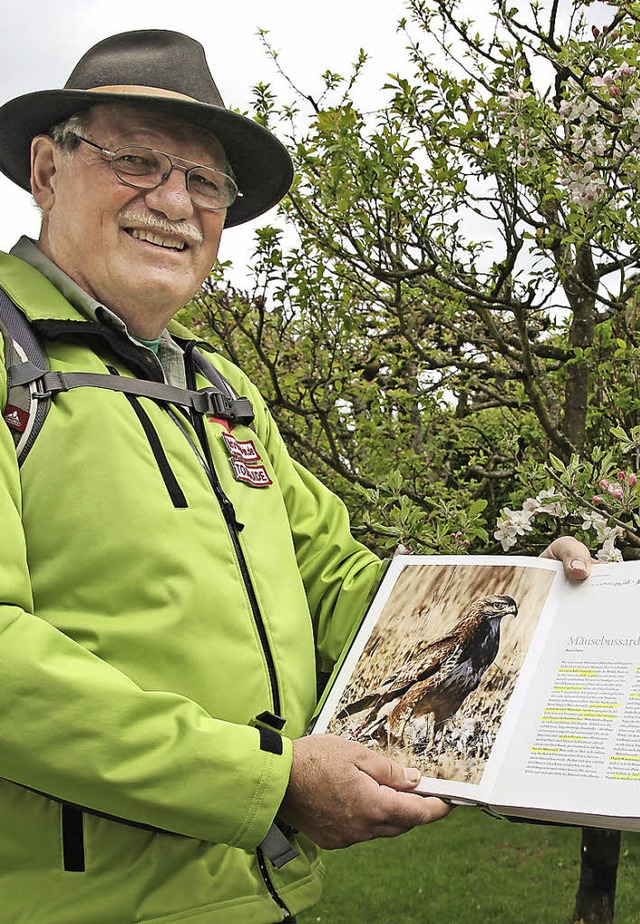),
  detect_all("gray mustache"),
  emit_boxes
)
[120,210,203,246]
